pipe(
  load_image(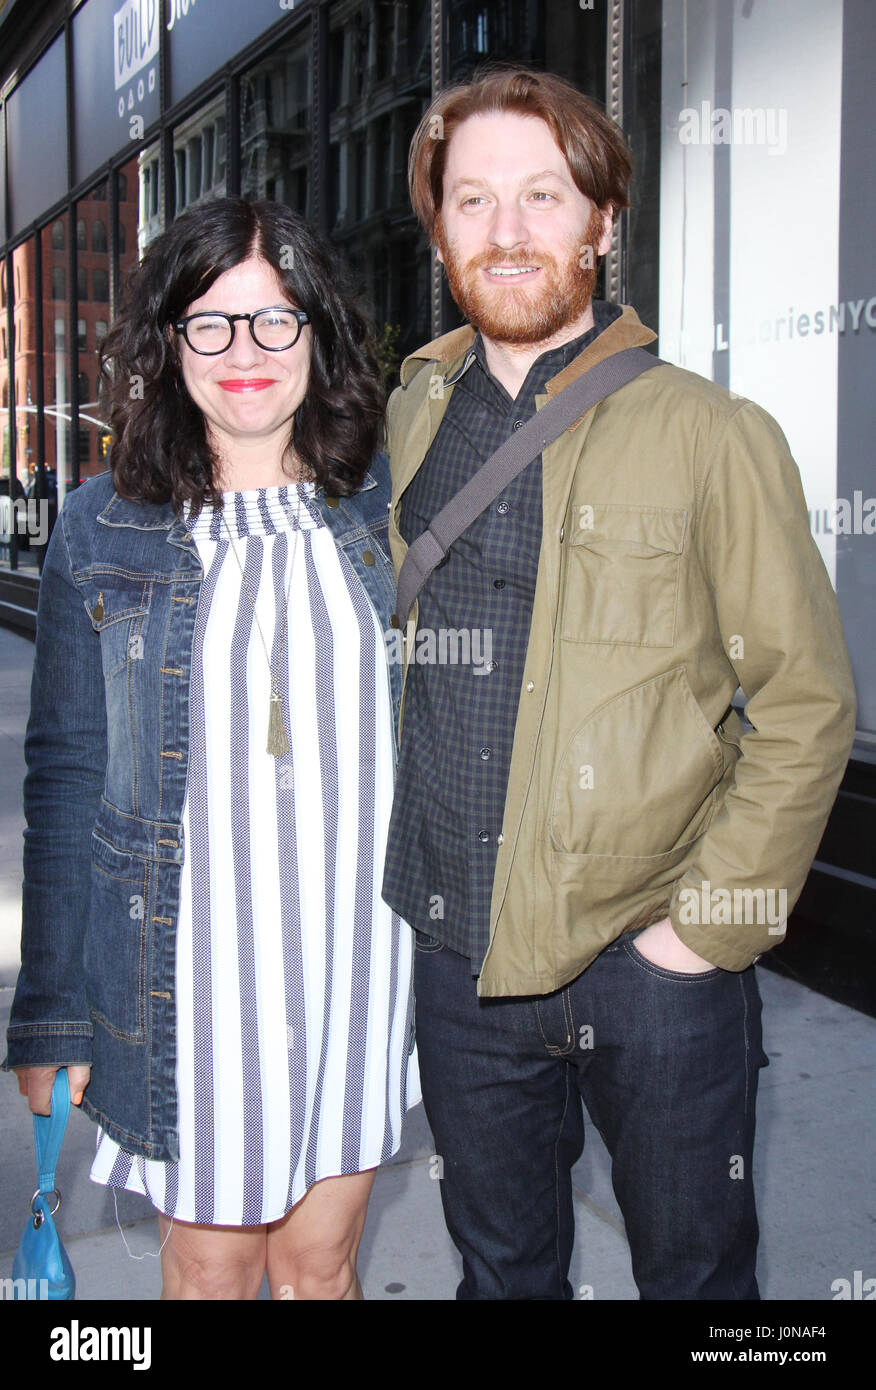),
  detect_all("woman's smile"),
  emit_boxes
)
[218,378,277,392]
